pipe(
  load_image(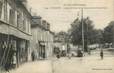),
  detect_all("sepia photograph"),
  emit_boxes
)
[0,0,114,73]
